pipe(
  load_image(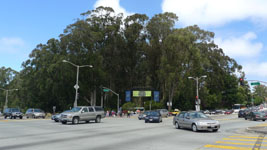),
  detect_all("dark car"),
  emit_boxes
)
[3,108,23,119]
[245,111,267,121]
[138,111,150,120]
[144,111,162,123]
[238,110,246,118]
